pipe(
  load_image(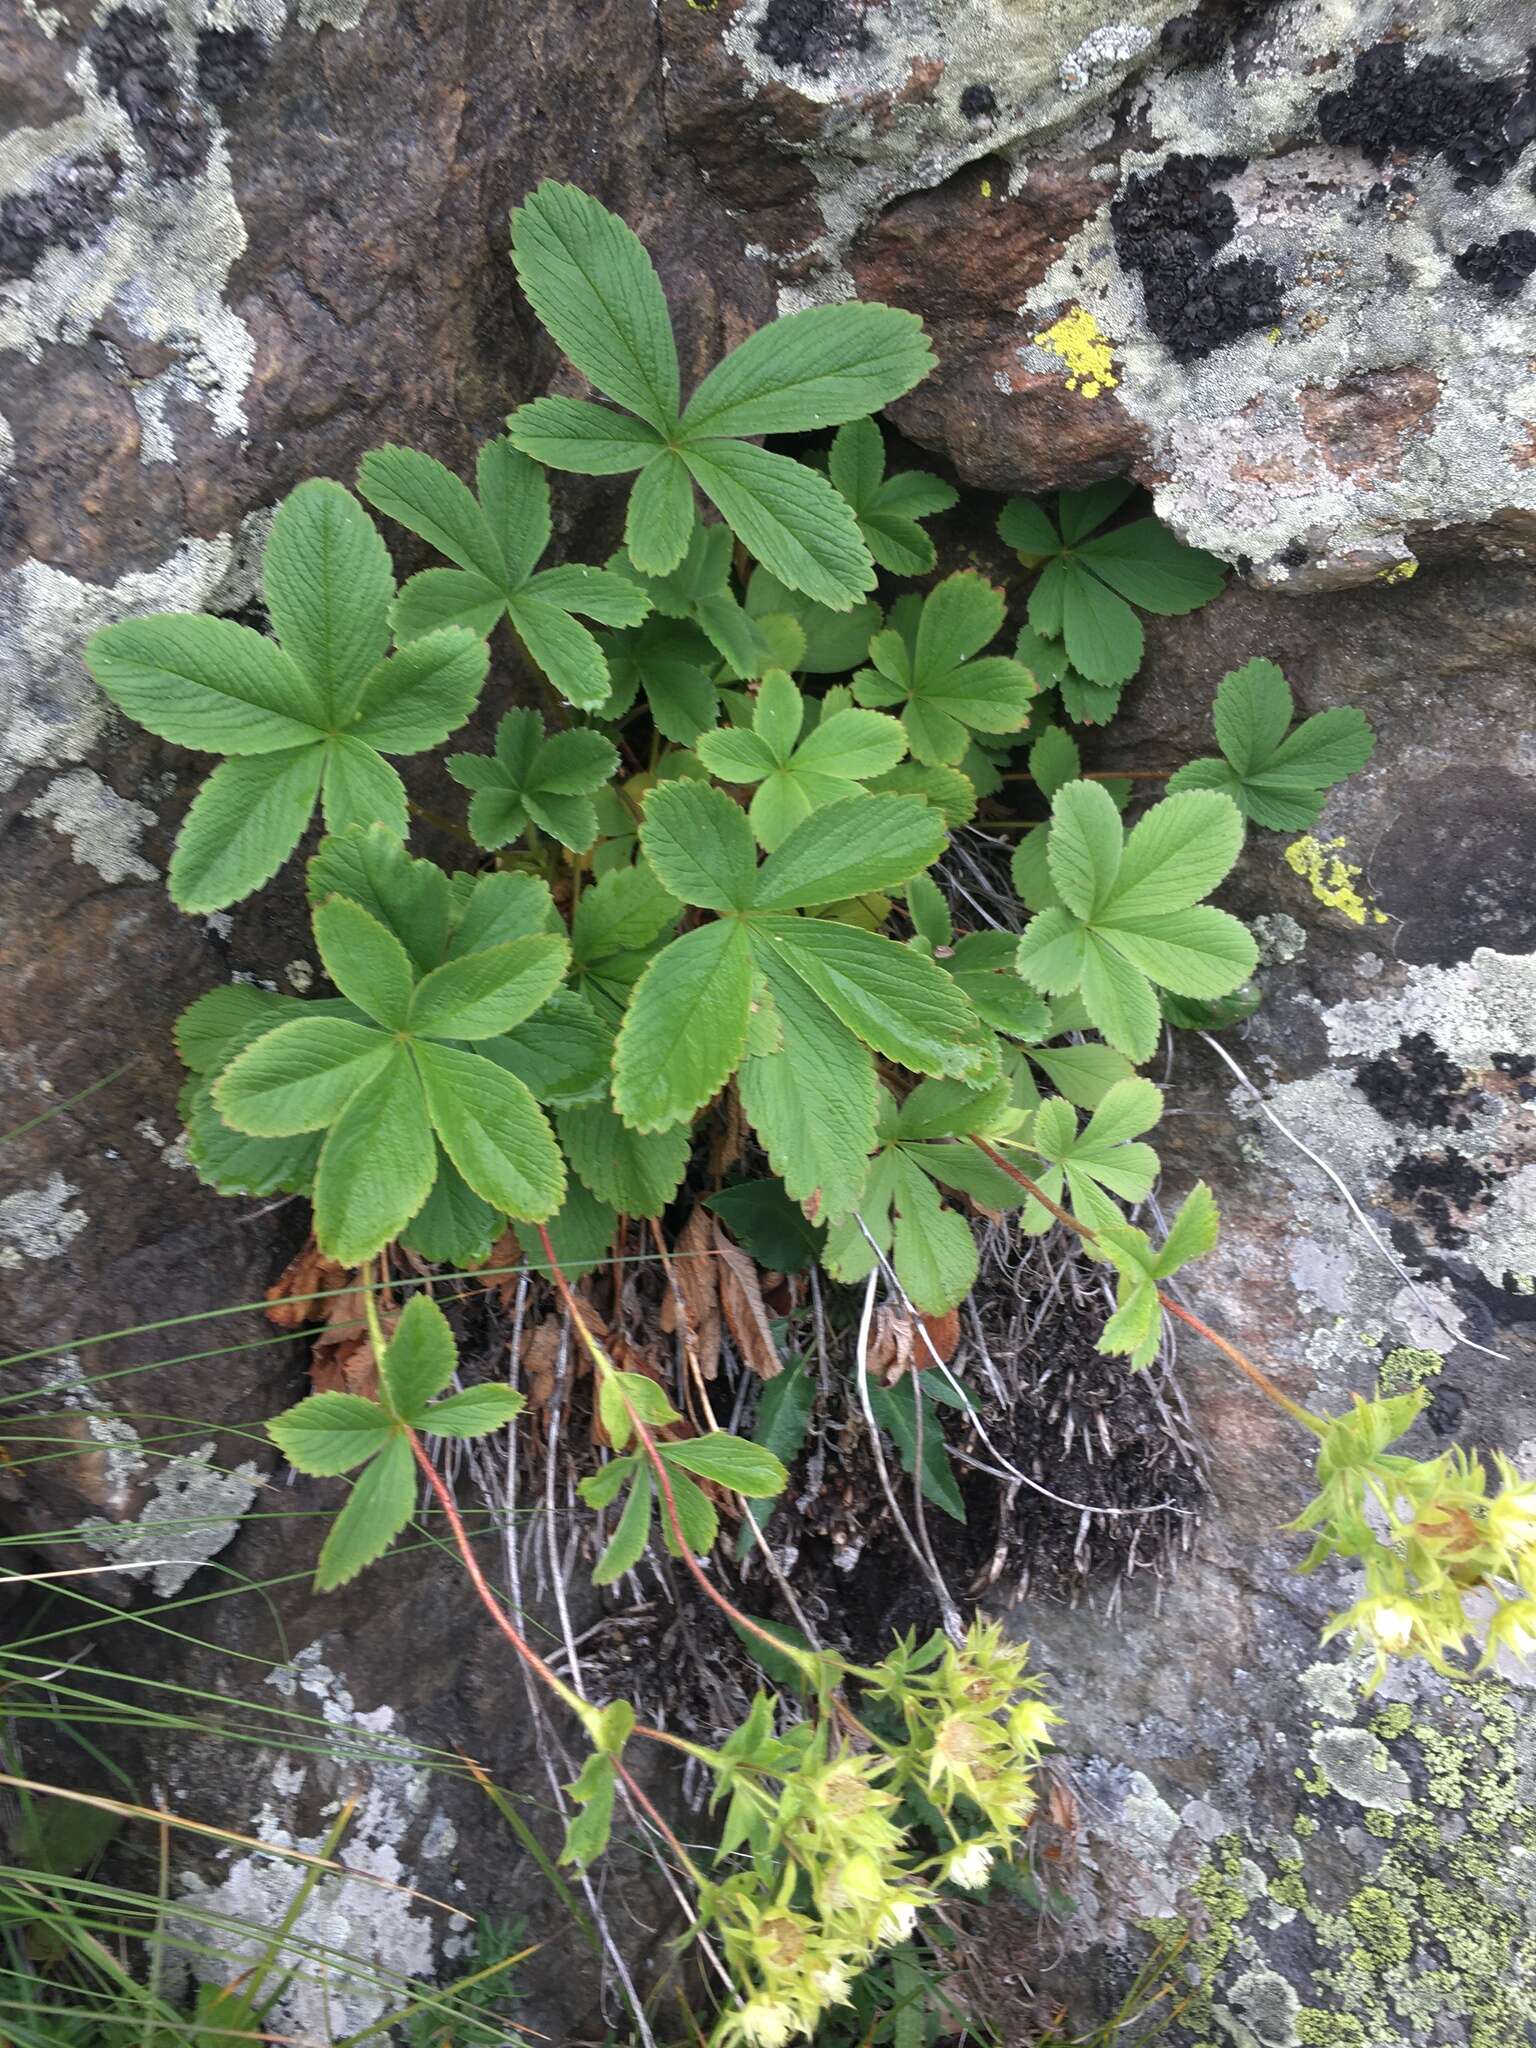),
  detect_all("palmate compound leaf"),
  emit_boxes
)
[504,181,934,607]
[1011,1075,1163,1234]
[1167,658,1375,829]
[1015,783,1256,1064]
[607,515,789,681]
[357,439,650,712]
[695,668,907,849]
[215,878,567,1262]
[1000,485,1226,687]
[612,783,988,1218]
[851,570,1038,765]
[446,708,619,852]
[826,416,958,576]
[269,1295,524,1589]
[86,481,490,911]
[1093,1180,1220,1368]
